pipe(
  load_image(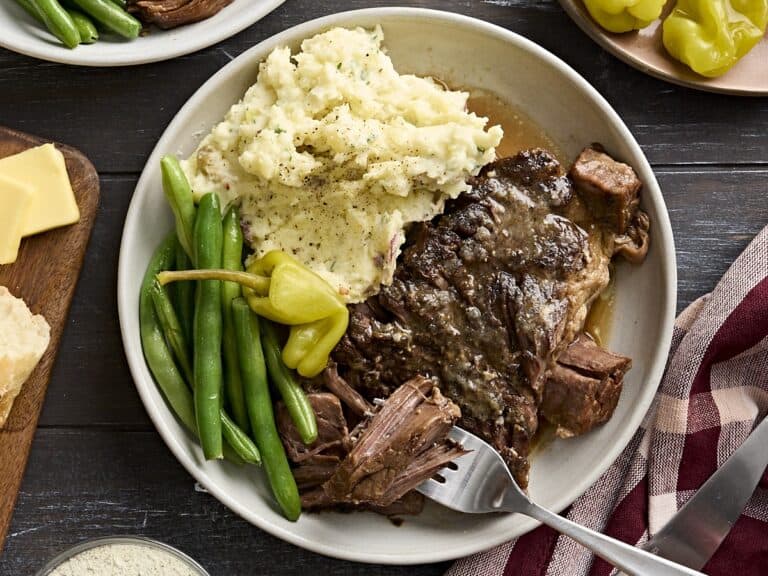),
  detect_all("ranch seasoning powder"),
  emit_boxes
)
[48,543,202,576]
